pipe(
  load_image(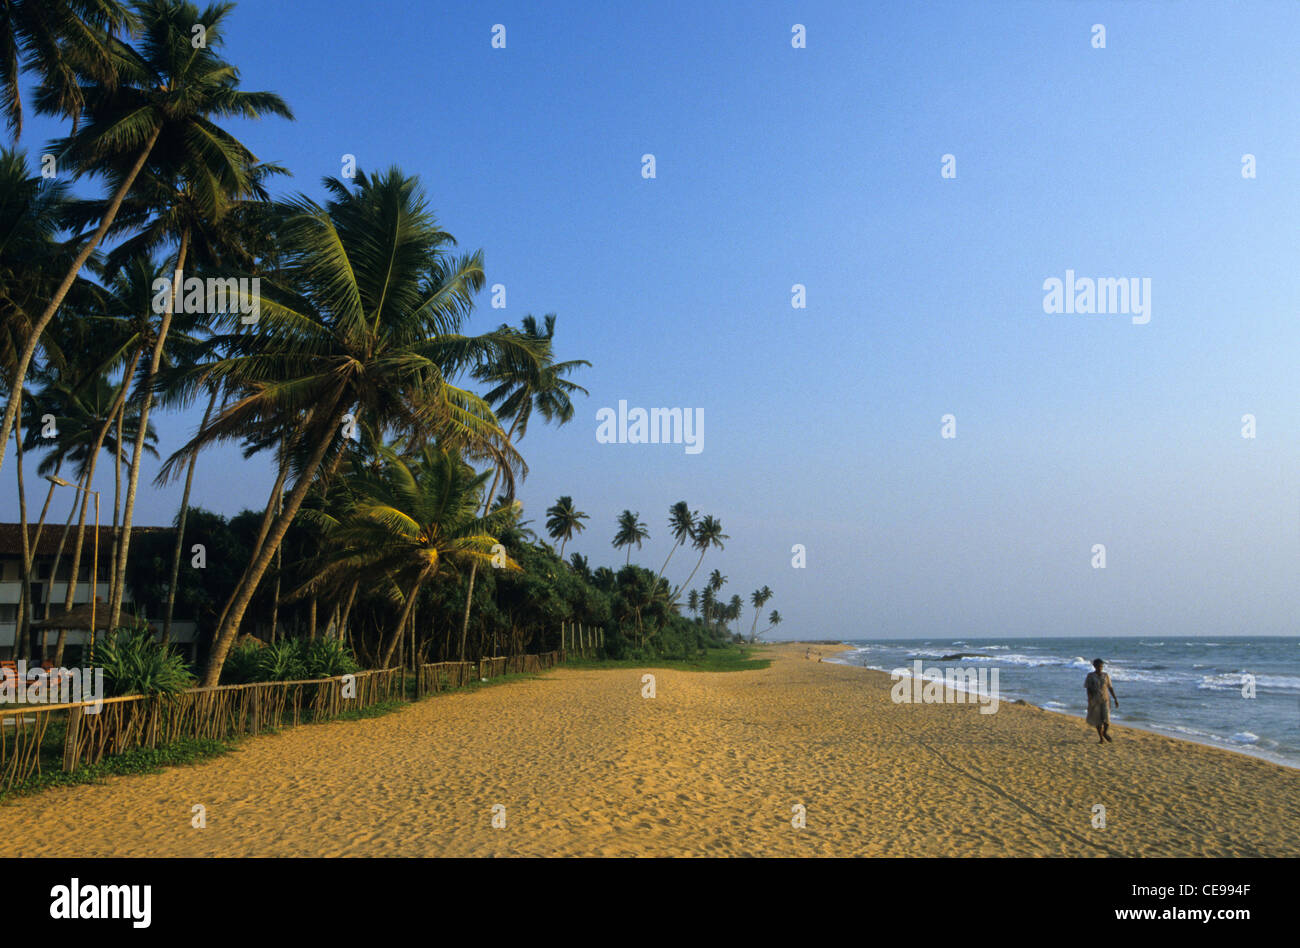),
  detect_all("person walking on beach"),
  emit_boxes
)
[1085,659,1118,744]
